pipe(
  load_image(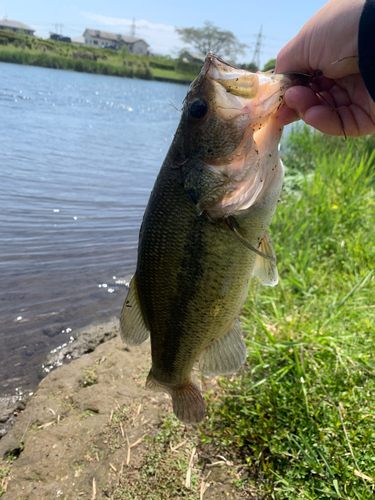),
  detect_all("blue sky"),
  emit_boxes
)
[0,0,327,67]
